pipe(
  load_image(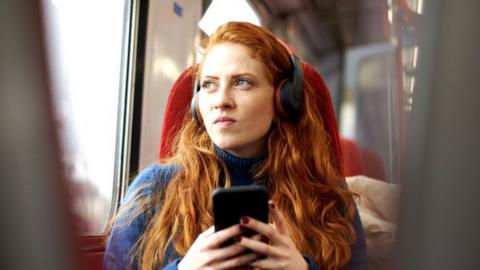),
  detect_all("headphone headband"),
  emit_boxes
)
[276,38,294,55]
